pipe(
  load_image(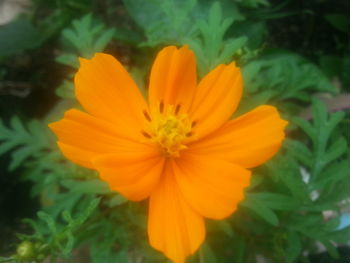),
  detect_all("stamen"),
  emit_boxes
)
[191,121,197,128]
[143,110,151,122]
[175,104,181,115]
[159,101,164,113]
[142,102,192,157]
[141,131,152,139]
